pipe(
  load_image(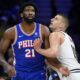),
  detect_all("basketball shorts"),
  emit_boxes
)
[12,70,48,80]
